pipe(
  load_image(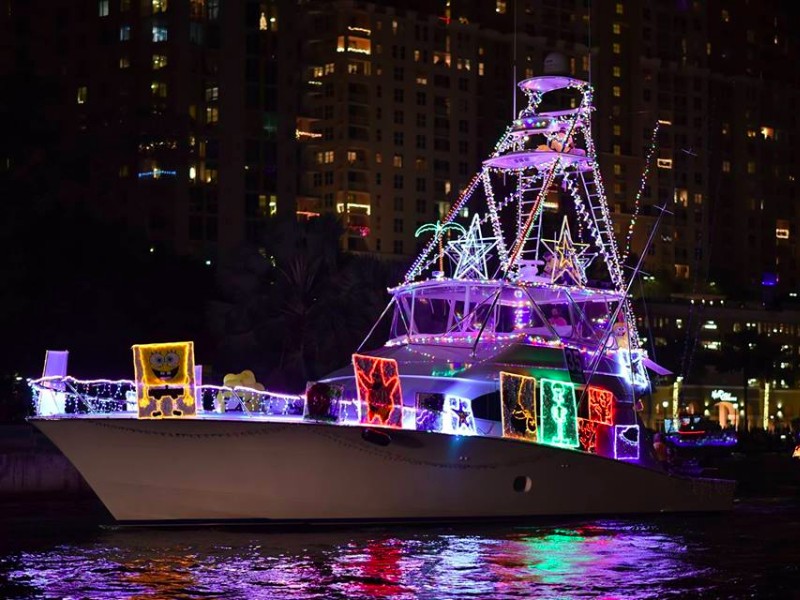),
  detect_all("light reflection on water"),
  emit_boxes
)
[1,499,799,599]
